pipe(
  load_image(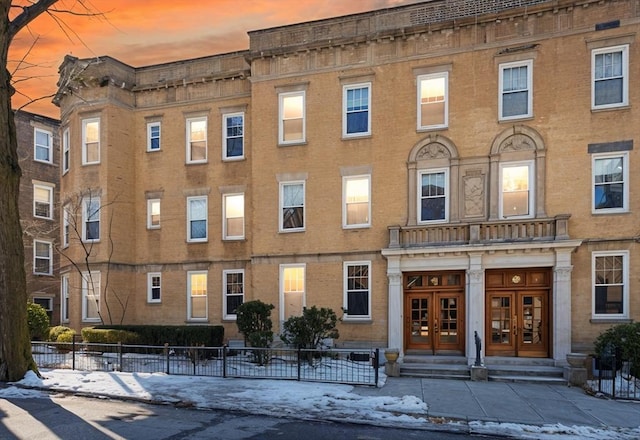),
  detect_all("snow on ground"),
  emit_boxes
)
[0,369,638,439]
